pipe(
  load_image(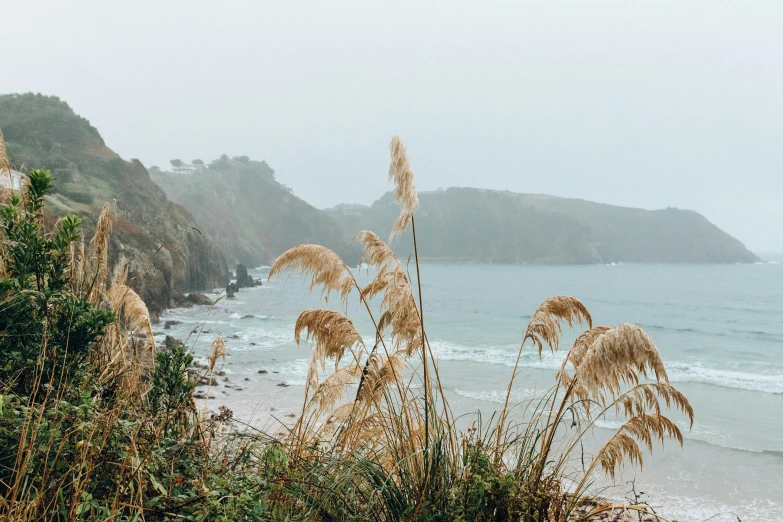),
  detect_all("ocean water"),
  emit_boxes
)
[159,262,783,521]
